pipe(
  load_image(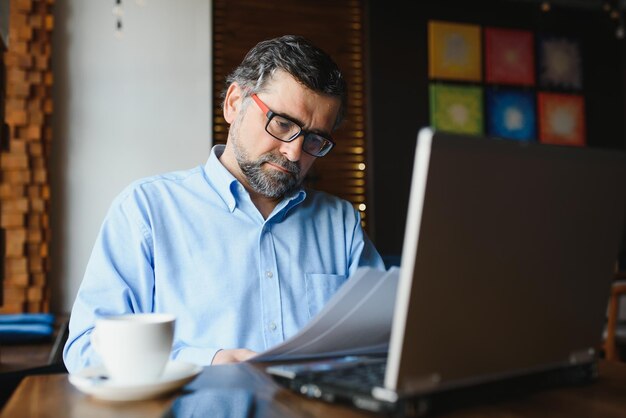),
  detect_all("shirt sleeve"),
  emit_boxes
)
[63,189,225,373]
[62,190,158,373]
[171,344,221,365]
